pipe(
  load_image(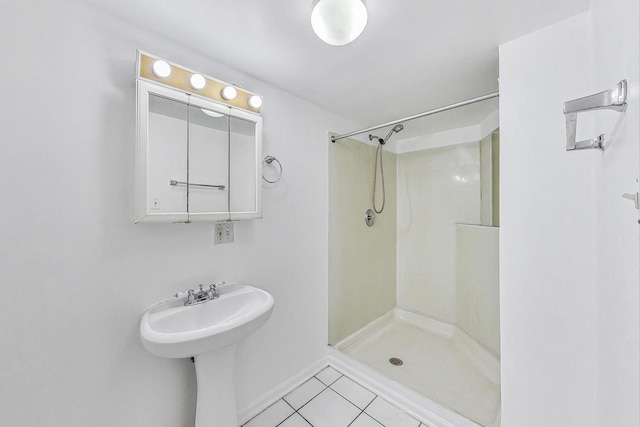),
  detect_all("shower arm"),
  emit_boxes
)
[331,91,499,143]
